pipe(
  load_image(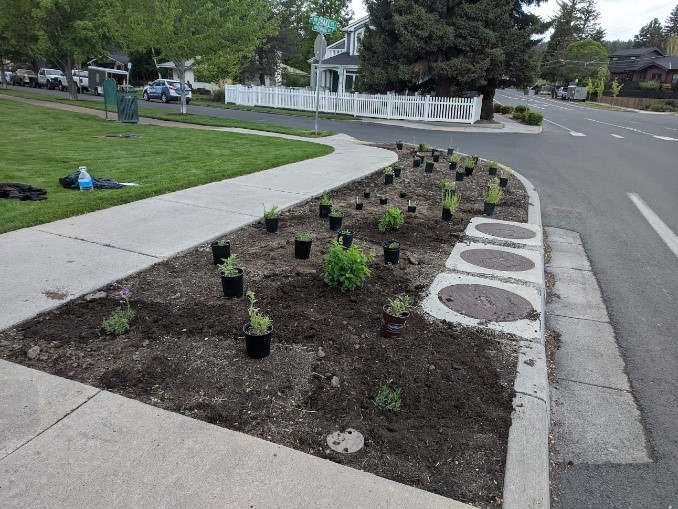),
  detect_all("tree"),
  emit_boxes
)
[358,0,546,120]
[110,0,278,113]
[665,4,678,36]
[0,0,41,88]
[576,0,605,41]
[634,18,666,50]
[603,39,634,54]
[561,39,608,83]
